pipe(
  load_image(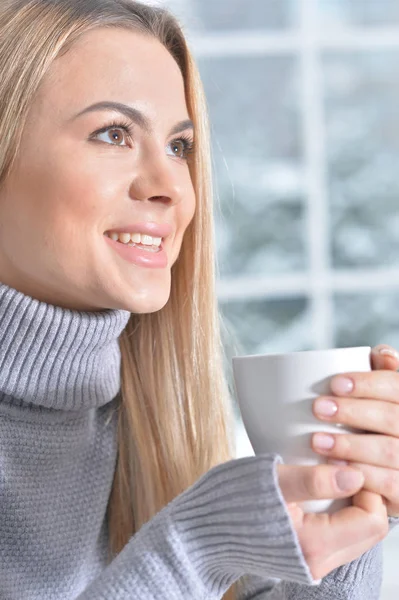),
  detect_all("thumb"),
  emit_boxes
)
[371,344,399,371]
[277,464,365,504]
